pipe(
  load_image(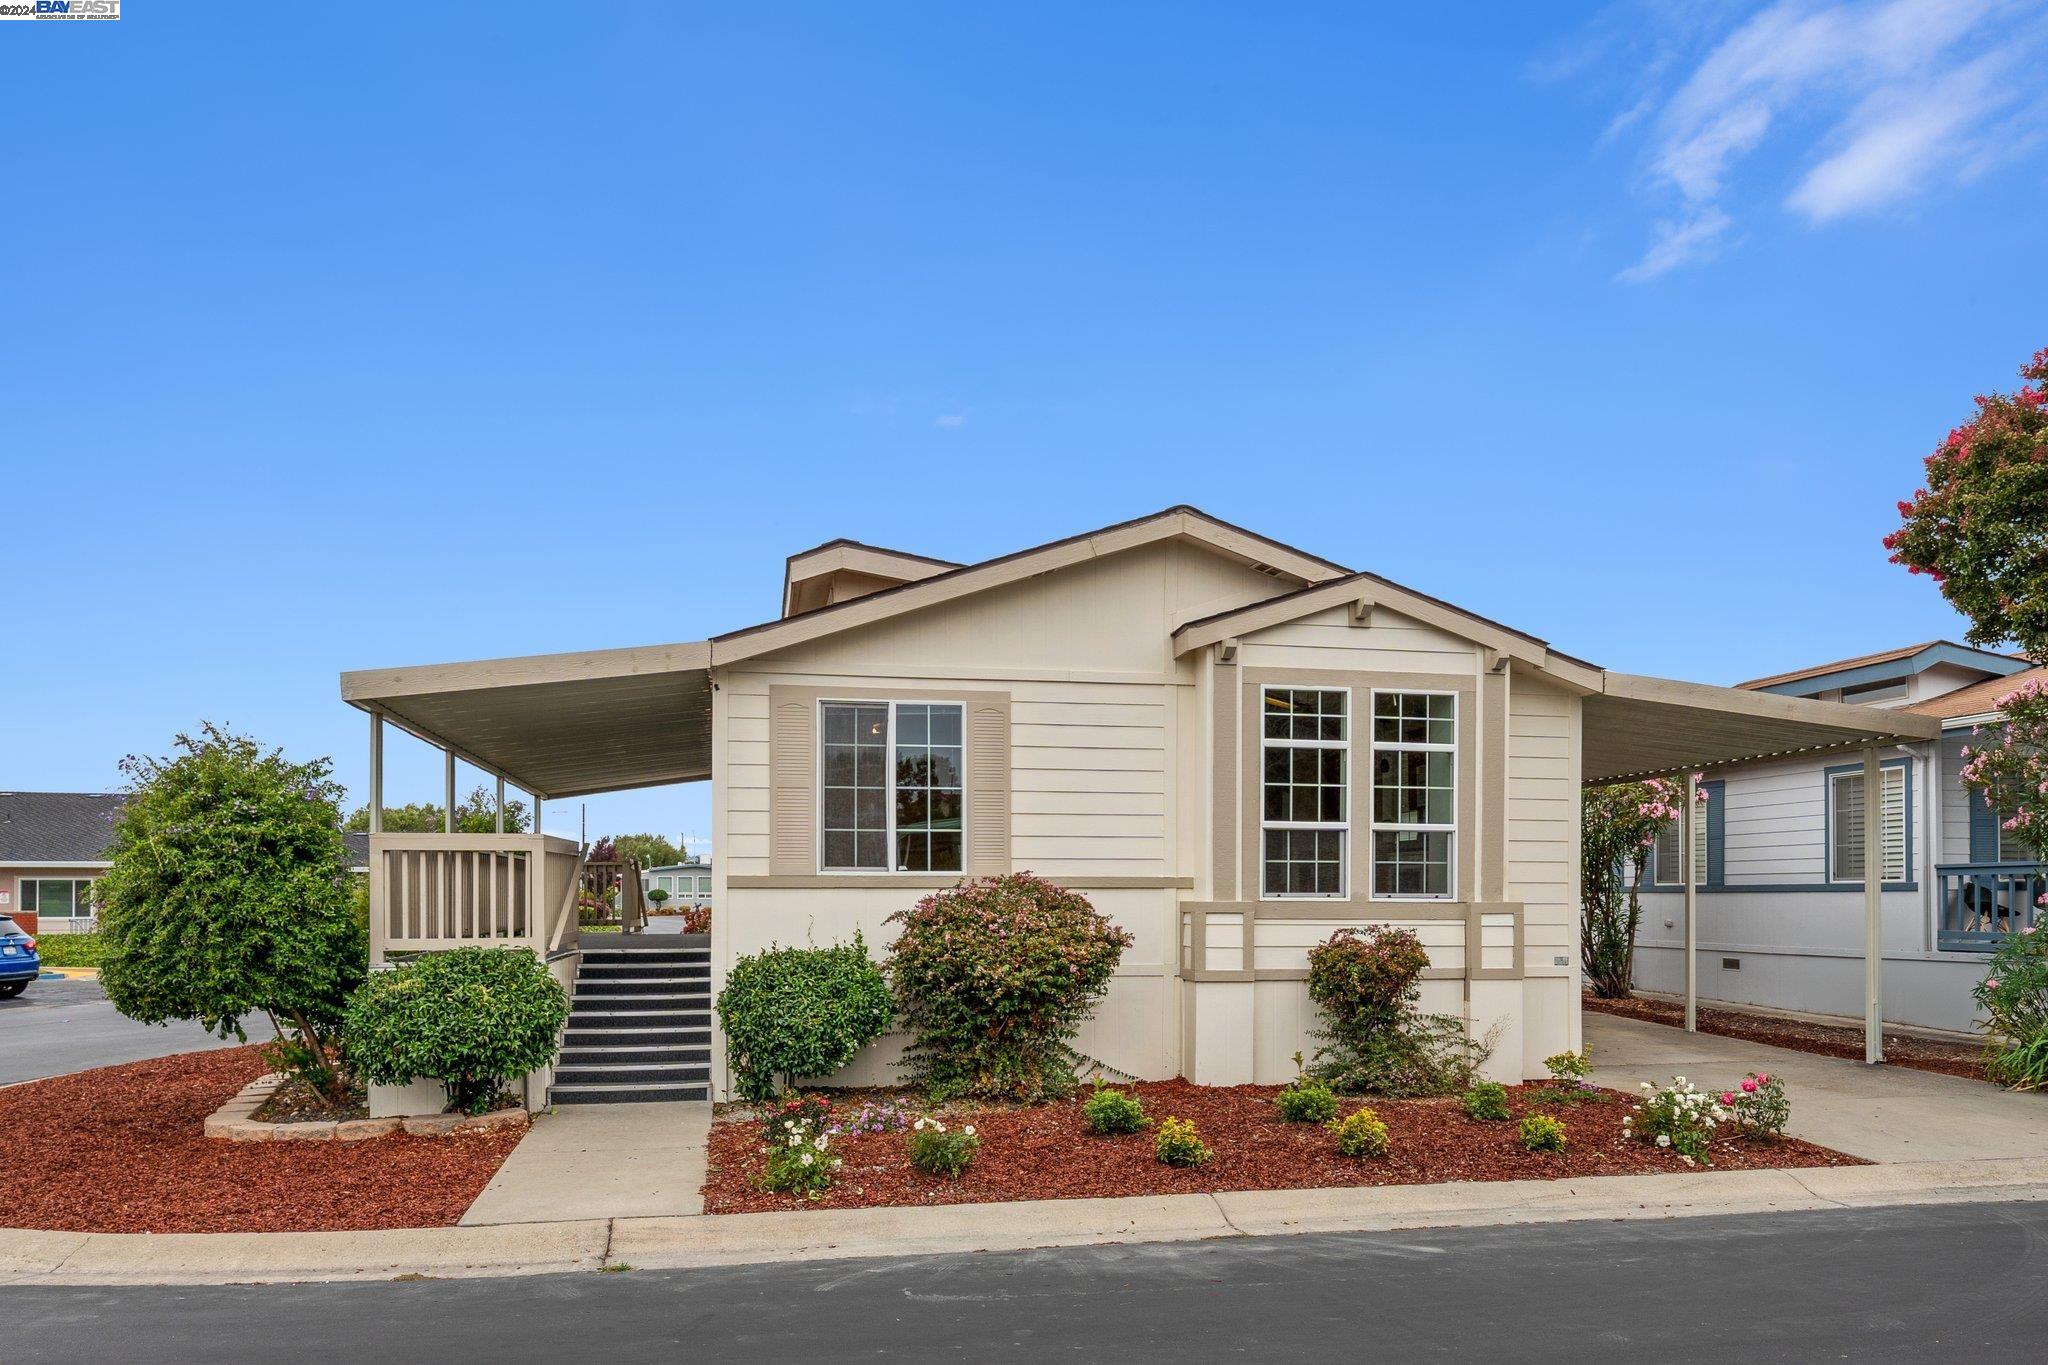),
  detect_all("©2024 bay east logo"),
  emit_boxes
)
[0,0,122,18]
